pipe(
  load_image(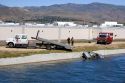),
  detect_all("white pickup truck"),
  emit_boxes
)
[6,34,29,48]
